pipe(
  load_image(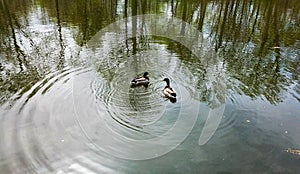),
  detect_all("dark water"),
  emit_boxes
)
[0,0,300,173]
